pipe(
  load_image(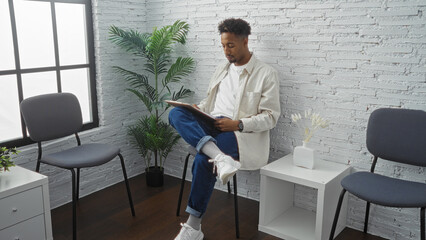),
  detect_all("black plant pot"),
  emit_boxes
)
[145,166,164,187]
